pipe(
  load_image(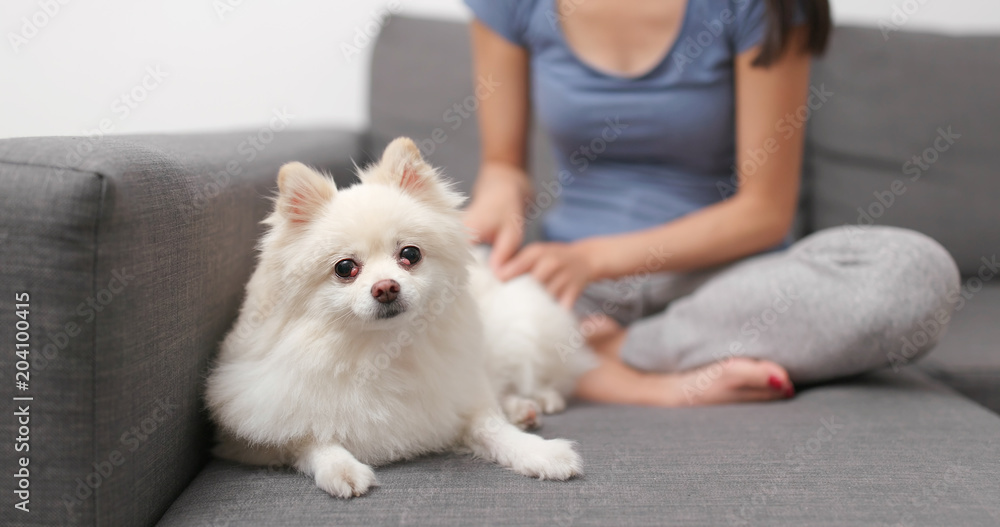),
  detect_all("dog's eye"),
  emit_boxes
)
[334,259,359,278]
[399,246,421,266]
